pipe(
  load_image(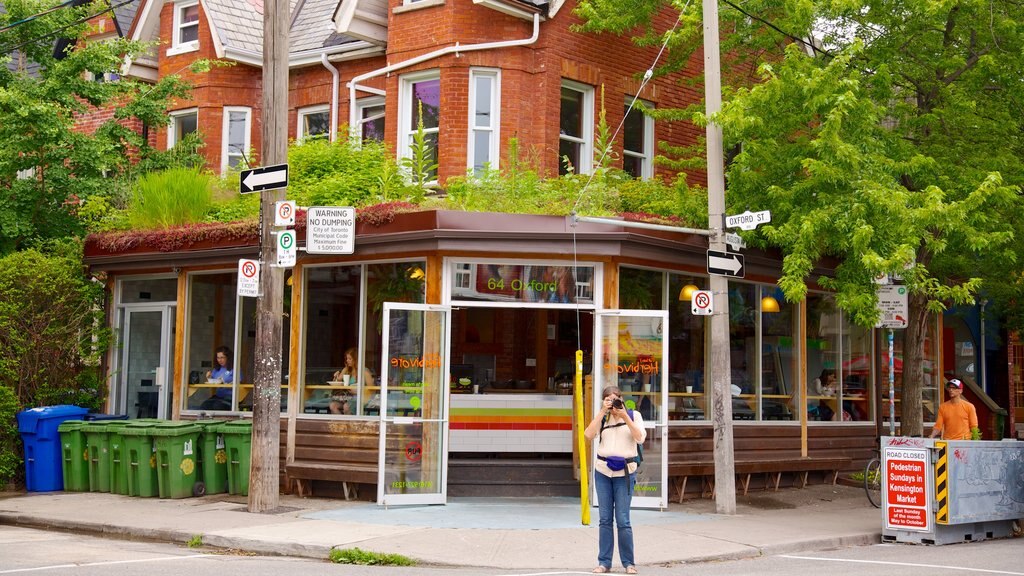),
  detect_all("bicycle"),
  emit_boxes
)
[863,448,881,508]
